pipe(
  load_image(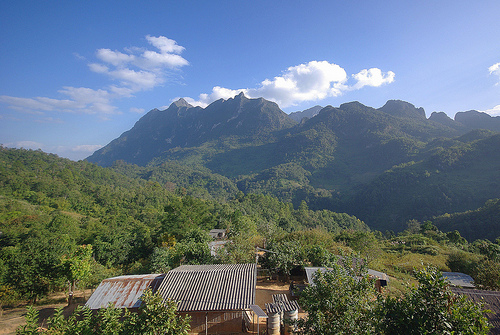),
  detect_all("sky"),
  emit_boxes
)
[1,1,500,161]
